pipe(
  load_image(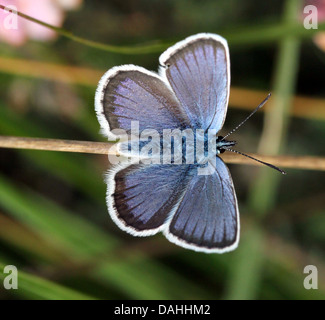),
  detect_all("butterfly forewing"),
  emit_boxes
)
[95,65,191,139]
[159,34,230,131]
